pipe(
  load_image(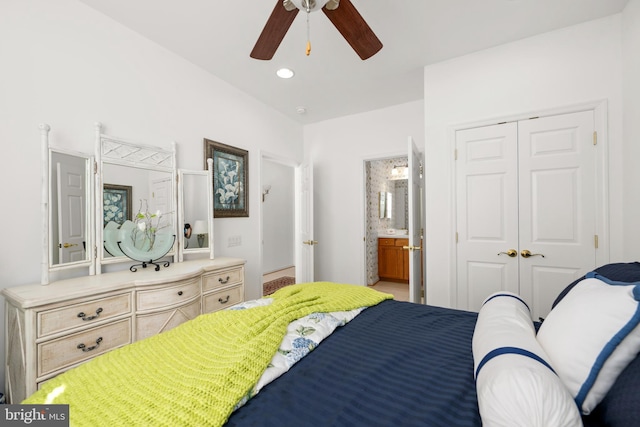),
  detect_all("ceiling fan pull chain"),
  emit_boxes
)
[306,8,311,56]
